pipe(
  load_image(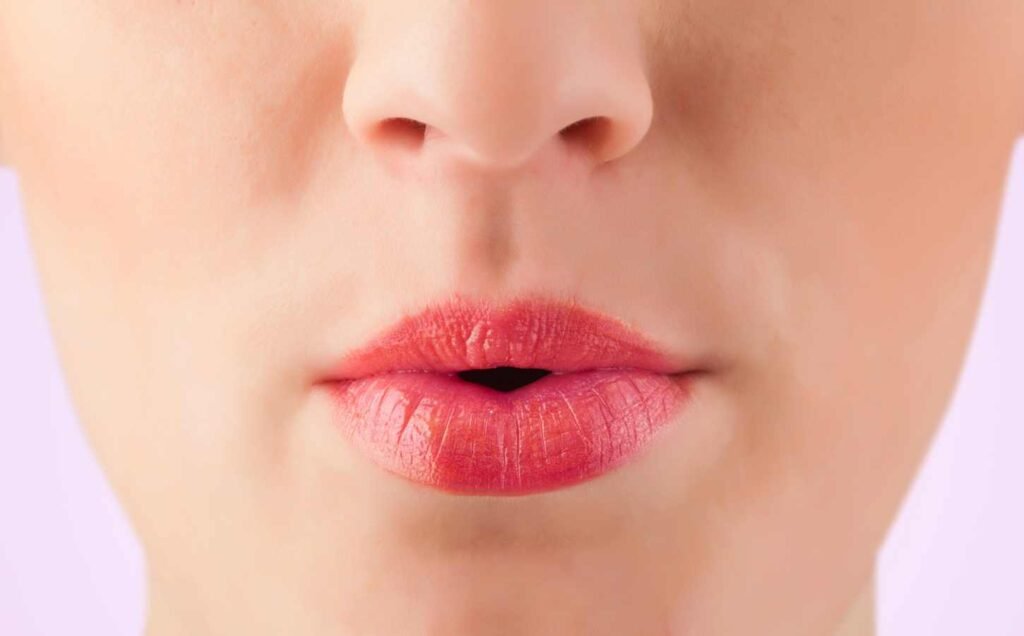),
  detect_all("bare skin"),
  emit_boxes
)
[836,583,874,636]
[1,1,1021,634]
